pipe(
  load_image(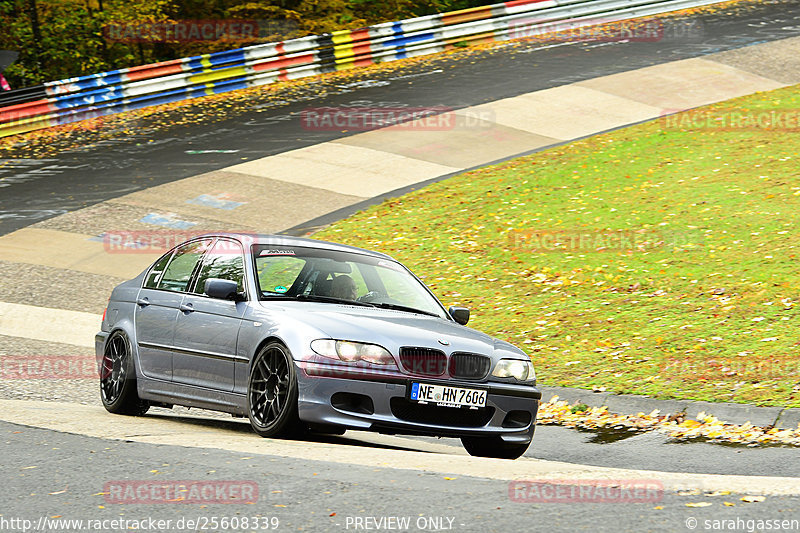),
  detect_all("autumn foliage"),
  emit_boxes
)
[0,0,493,88]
